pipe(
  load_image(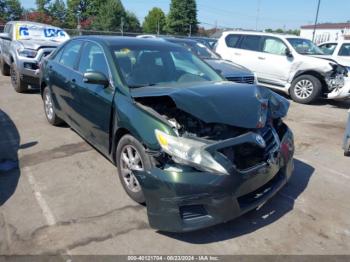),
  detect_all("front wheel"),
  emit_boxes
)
[10,62,28,93]
[290,75,322,104]
[116,134,154,204]
[43,87,64,126]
